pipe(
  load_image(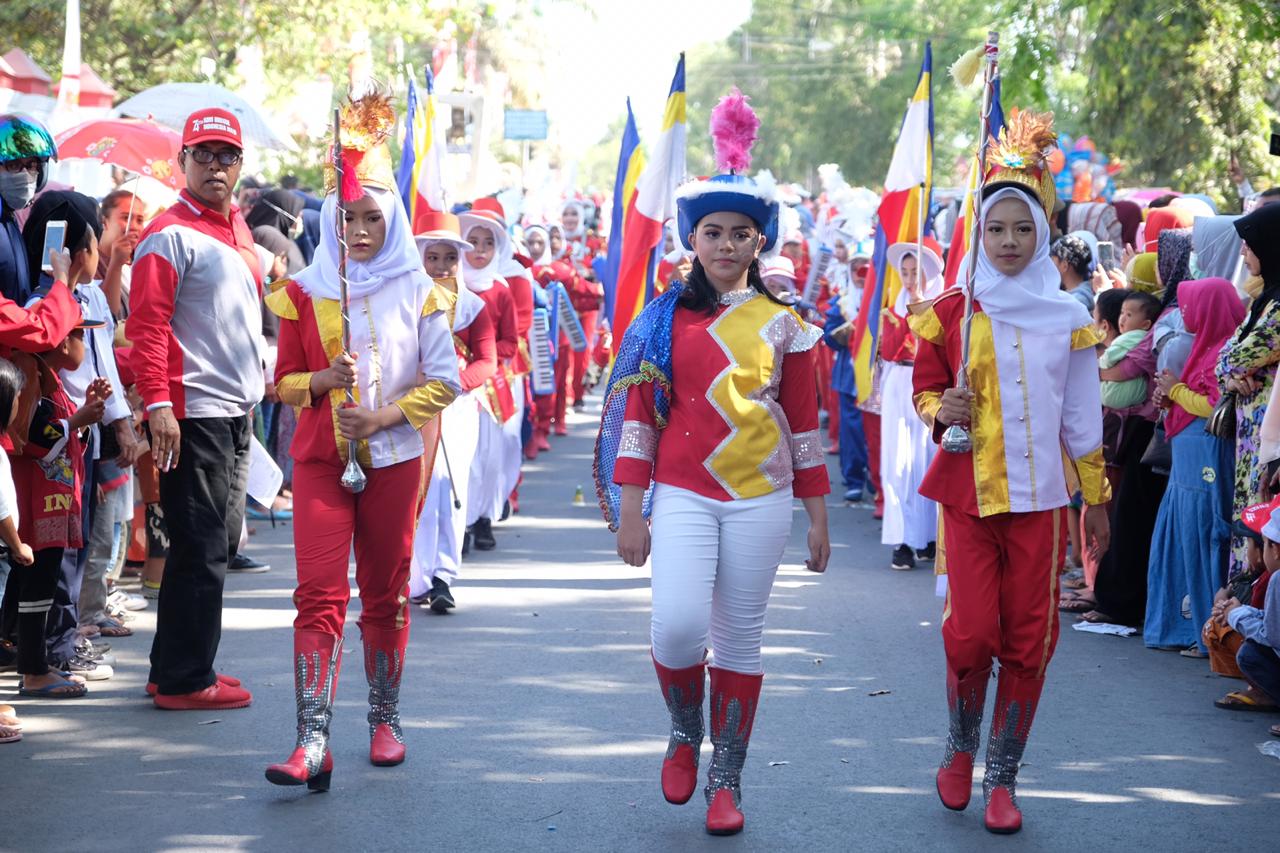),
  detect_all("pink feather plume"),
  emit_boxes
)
[709,87,759,174]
